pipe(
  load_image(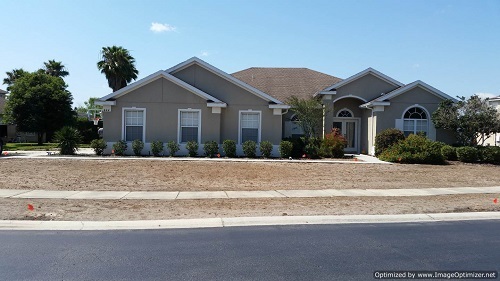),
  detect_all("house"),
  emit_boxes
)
[96,57,456,156]
[484,96,500,146]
